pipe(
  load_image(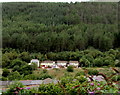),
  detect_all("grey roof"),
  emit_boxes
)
[30,80,43,85]
[20,80,32,85]
[0,81,11,86]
